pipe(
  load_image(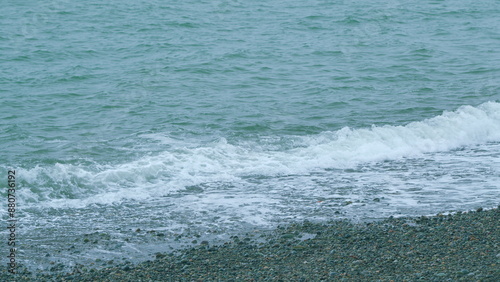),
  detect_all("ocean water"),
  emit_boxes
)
[1,0,499,271]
